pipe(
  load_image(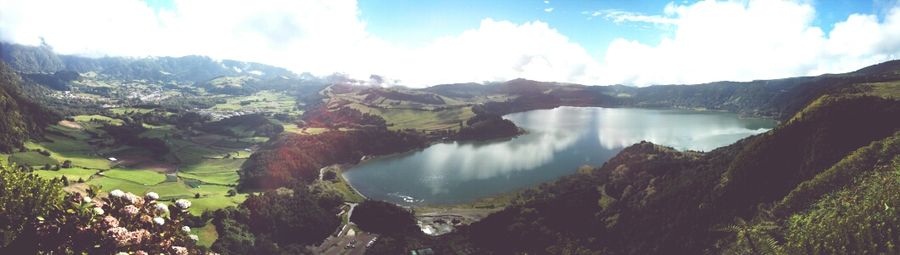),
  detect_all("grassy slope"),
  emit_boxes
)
[33,167,98,181]
[9,151,58,166]
[101,169,167,185]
